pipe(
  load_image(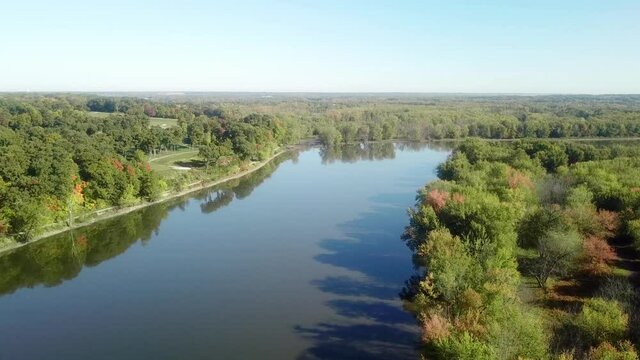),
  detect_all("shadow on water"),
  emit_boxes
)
[296,189,422,359]
[295,323,418,360]
[314,206,413,286]
[326,299,416,326]
[311,276,398,301]
[0,151,296,297]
